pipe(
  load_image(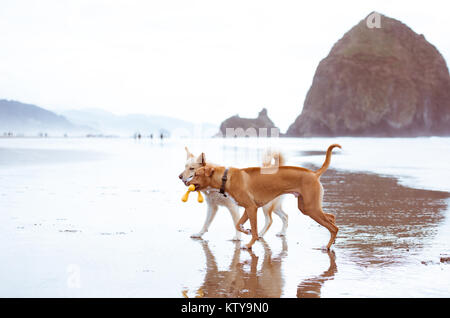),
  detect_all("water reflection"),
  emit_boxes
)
[183,238,340,298]
[297,250,337,298]
[183,238,287,297]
